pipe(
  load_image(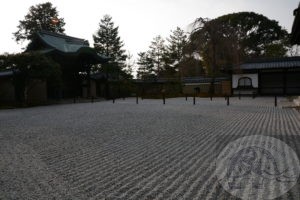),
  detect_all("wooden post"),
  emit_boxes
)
[161,88,166,105]
[185,94,188,101]
[227,96,230,106]
[275,95,277,107]
[136,94,139,104]
[193,94,196,105]
[239,92,241,100]
[113,97,115,104]
[210,95,213,101]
